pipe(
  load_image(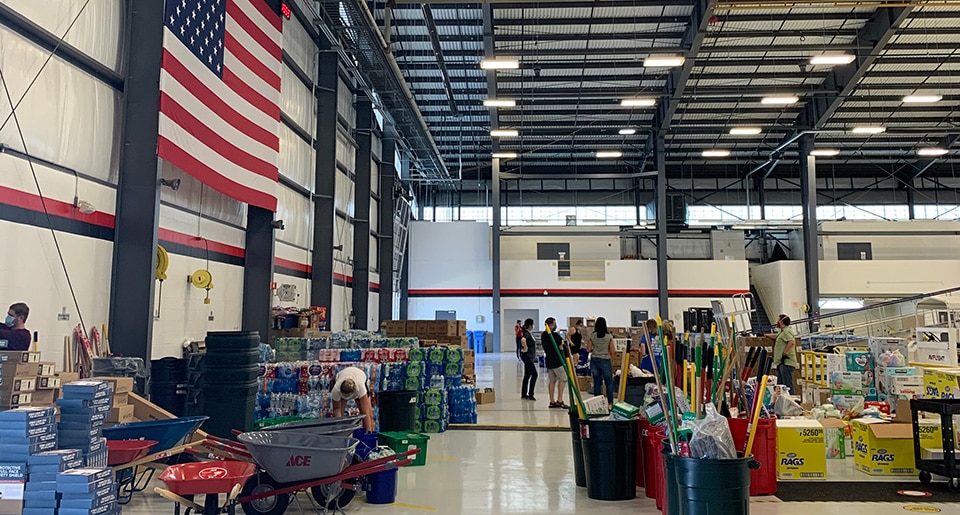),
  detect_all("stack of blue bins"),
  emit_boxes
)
[57,468,119,515]
[57,381,112,468]
[23,449,83,515]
